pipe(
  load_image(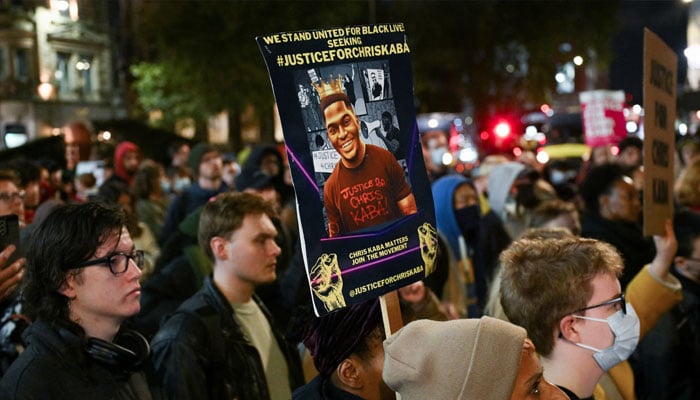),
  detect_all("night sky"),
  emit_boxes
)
[609,0,689,105]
